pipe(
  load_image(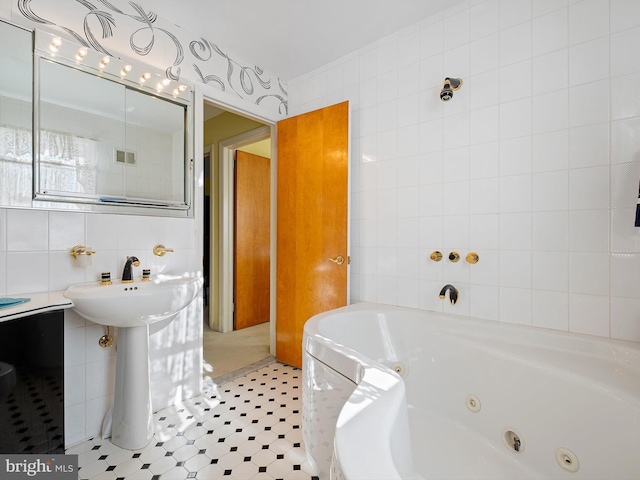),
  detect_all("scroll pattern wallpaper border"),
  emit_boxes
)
[3,0,288,115]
